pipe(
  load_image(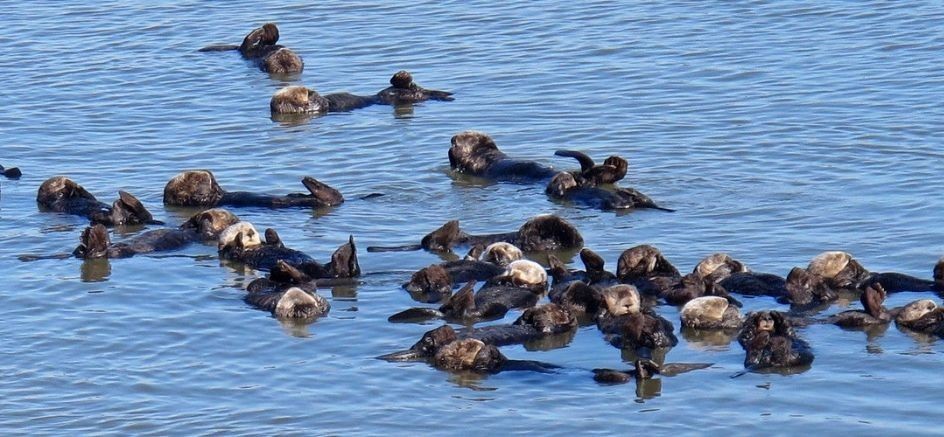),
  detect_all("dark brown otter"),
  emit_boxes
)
[269,86,378,115]
[592,359,712,384]
[894,298,944,336]
[615,244,682,296]
[367,215,584,254]
[198,23,304,74]
[737,311,814,370]
[163,170,343,208]
[553,150,628,186]
[545,172,675,212]
[596,285,678,353]
[375,70,454,105]
[828,283,891,328]
[1,164,21,179]
[447,131,557,182]
[218,222,360,279]
[37,176,162,227]
[402,249,506,303]
[73,208,239,259]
